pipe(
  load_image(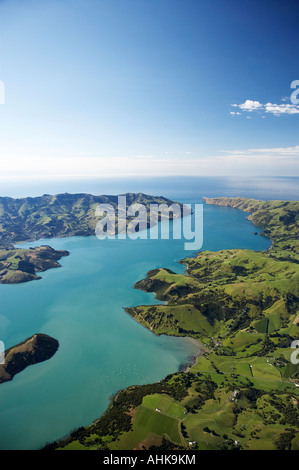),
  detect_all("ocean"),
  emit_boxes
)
[0,176,297,449]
